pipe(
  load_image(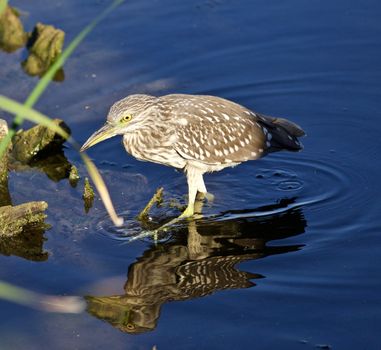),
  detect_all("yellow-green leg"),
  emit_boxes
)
[134,167,206,239]
[180,165,206,218]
